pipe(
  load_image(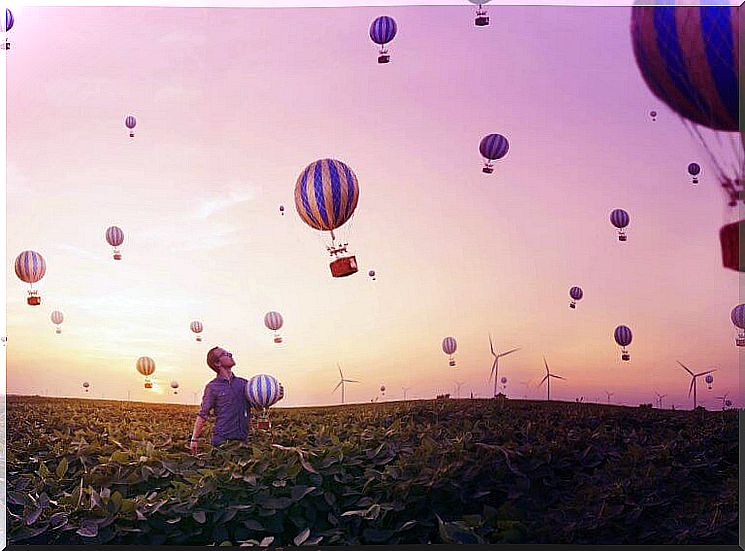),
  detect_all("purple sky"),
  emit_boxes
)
[5,4,742,409]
